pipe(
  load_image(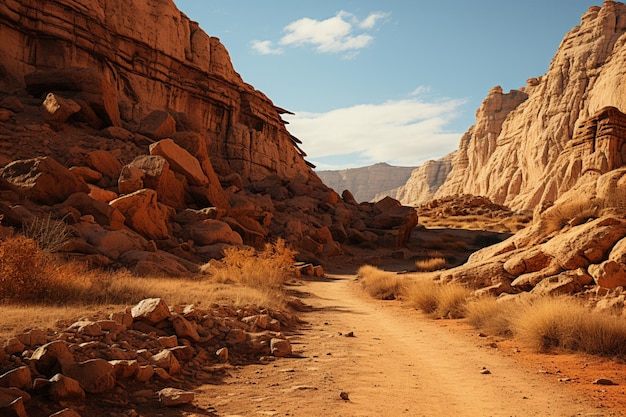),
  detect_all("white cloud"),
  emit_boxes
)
[252,10,389,56]
[283,92,466,170]
[250,40,283,55]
